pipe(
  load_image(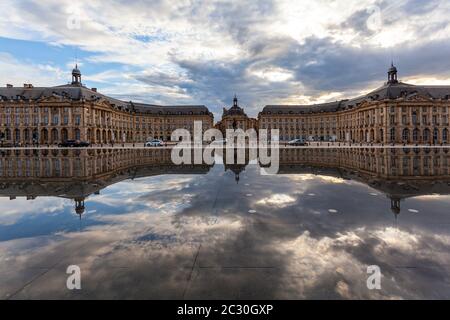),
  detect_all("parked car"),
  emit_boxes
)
[145,139,165,147]
[58,140,90,147]
[288,139,307,146]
